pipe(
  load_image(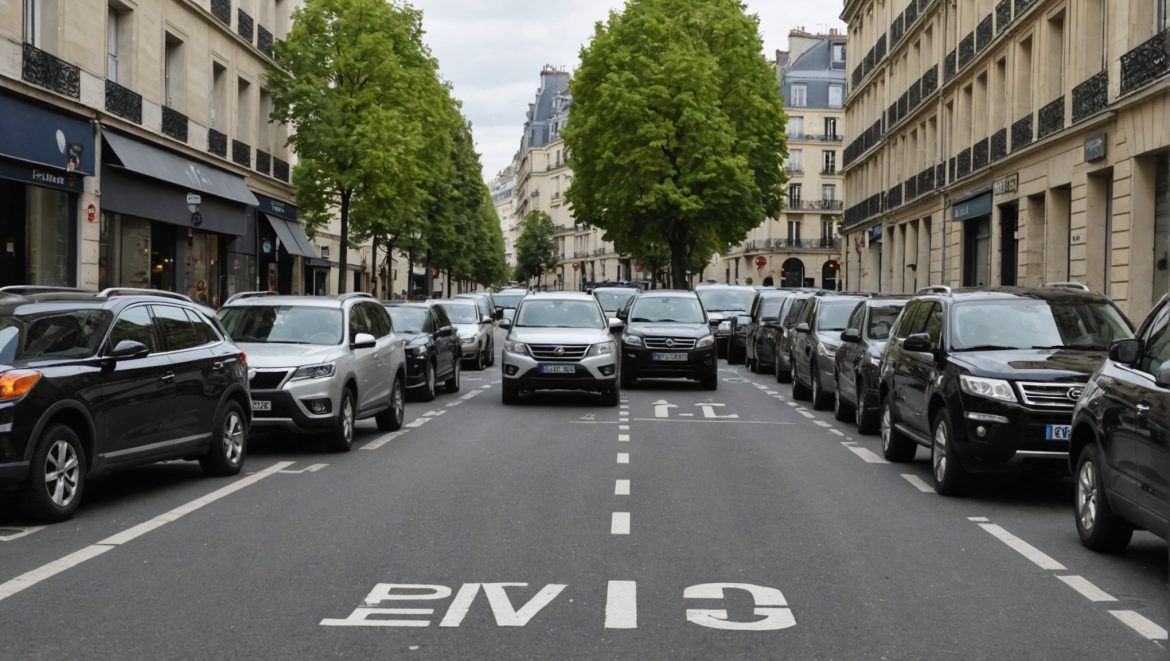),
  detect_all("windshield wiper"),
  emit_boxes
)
[1033,344,1109,351]
[954,344,1019,352]
[631,318,653,323]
